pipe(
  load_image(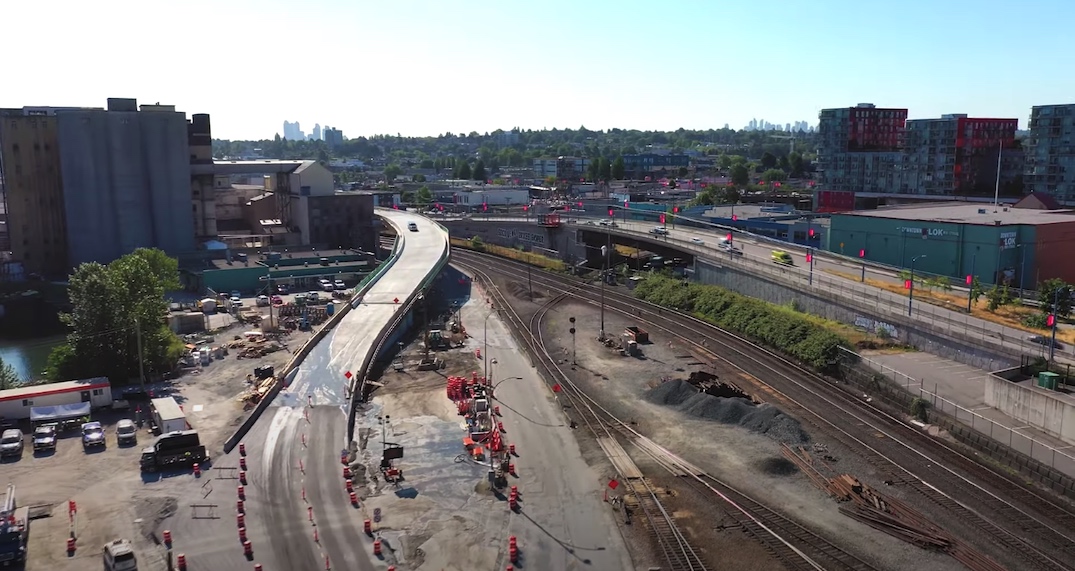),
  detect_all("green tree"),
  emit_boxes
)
[472,160,487,181]
[412,174,427,183]
[0,356,19,389]
[611,156,625,180]
[760,152,777,170]
[730,163,750,186]
[416,185,434,205]
[788,152,805,177]
[456,161,472,180]
[598,157,612,181]
[1038,278,1073,318]
[47,249,184,384]
[384,164,402,183]
[762,168,788,183]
